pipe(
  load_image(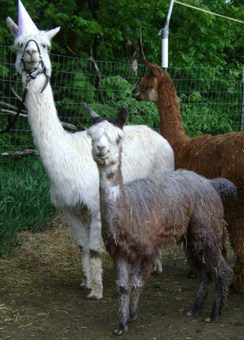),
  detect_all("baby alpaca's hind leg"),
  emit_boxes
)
[208,255,233,322]
[187,268,210,317]
[186,248,209,317]
[129,264,144,322]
